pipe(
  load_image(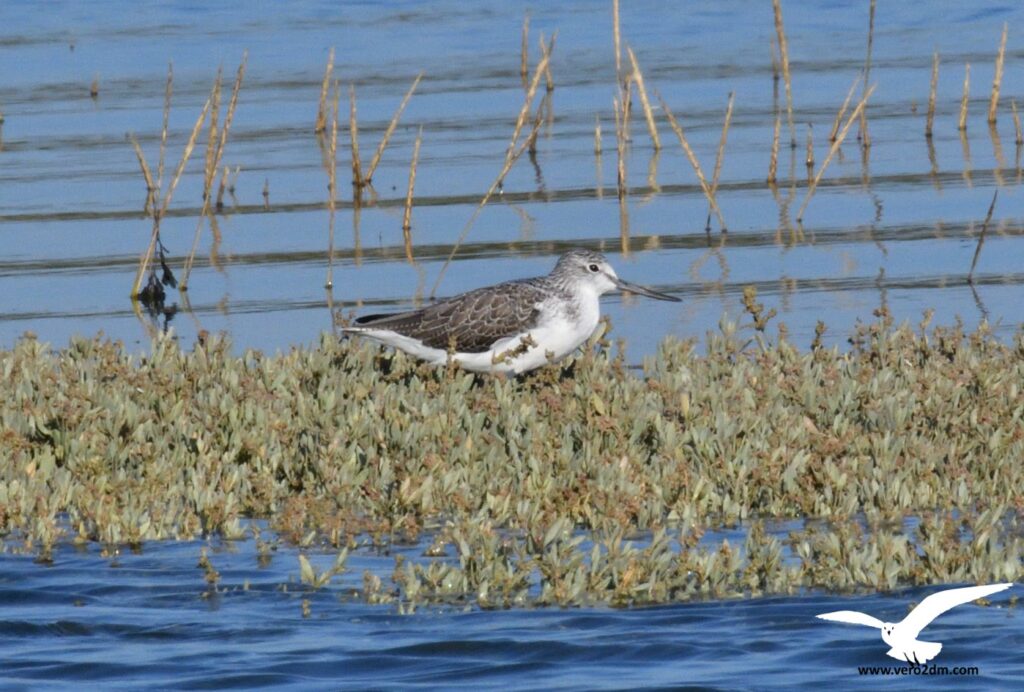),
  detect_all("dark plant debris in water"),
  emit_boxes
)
[1,308,1022,608]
